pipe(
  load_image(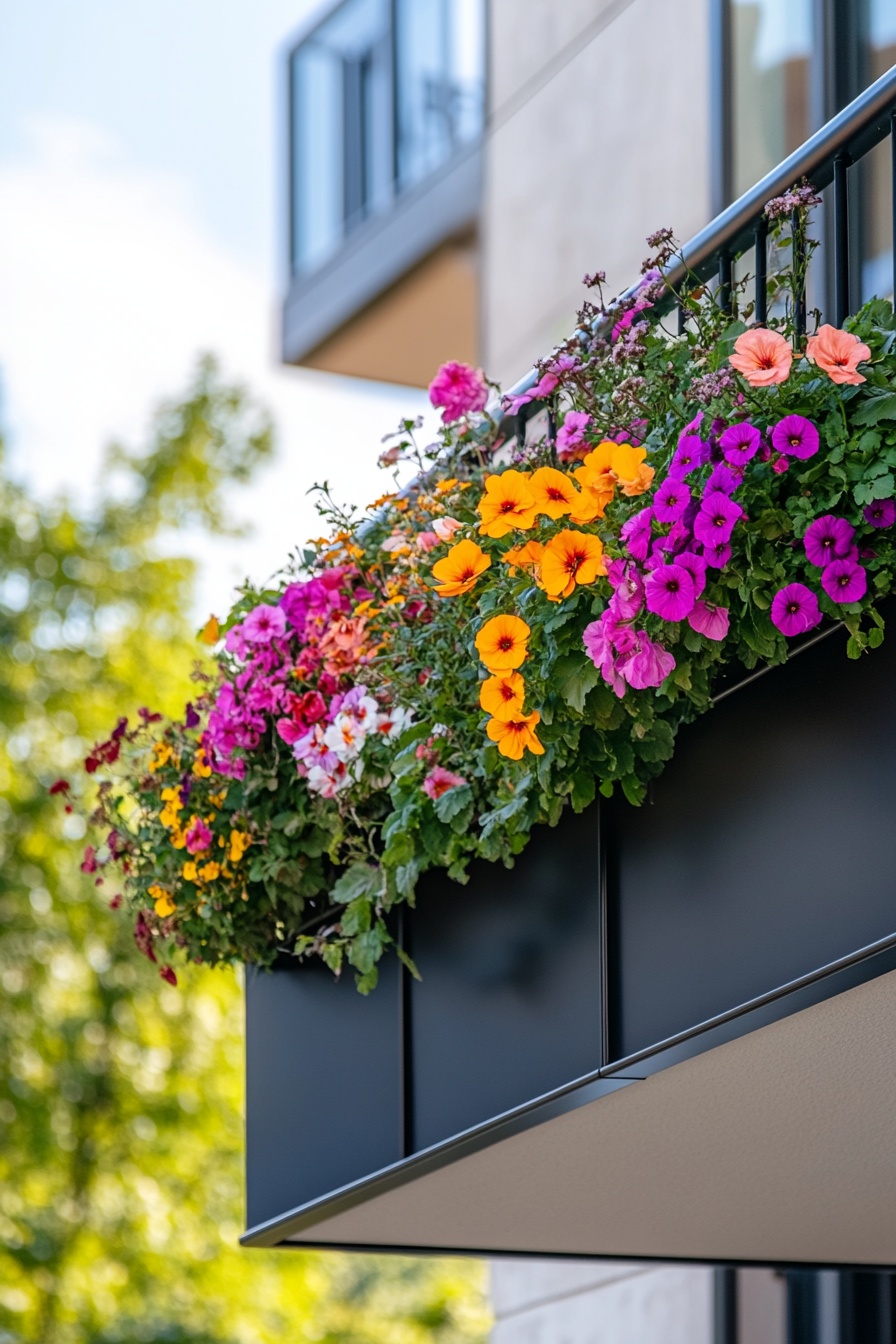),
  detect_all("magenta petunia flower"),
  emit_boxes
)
[670,434,709,478]
[864,498,896,529]
[719,422,761,466]
[771,583,823,636]
[653,477,691,522]
[620,507,653,561]
[705,463,740,496]
[184,817,213,854]
[771,456,789,474]
[243,604,287,644]
[694,491,743,547]
[645,563,697,621]
[428,361,489,423]
[803,515,855,568]
[556,411,592,461]
[703,541,732,569]
[821,559,867,603]
[606,559,645,620]
[674,550,707,597]
[617,632,676,689]
[688,600,729,640]
[771,414,819,460]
